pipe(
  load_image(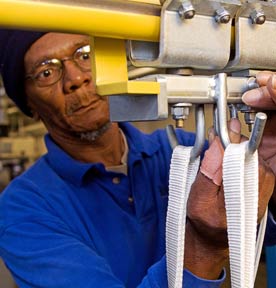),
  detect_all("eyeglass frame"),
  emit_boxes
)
[25,44,91,87]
